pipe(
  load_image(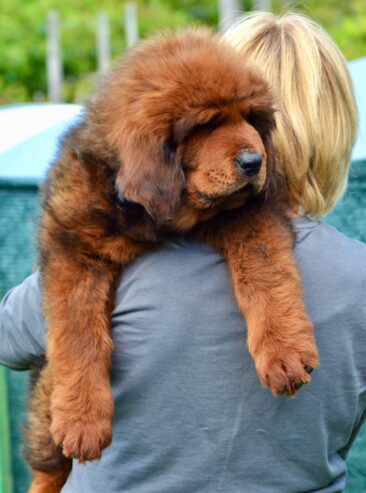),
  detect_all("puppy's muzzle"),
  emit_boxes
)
[235,150,262,177]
